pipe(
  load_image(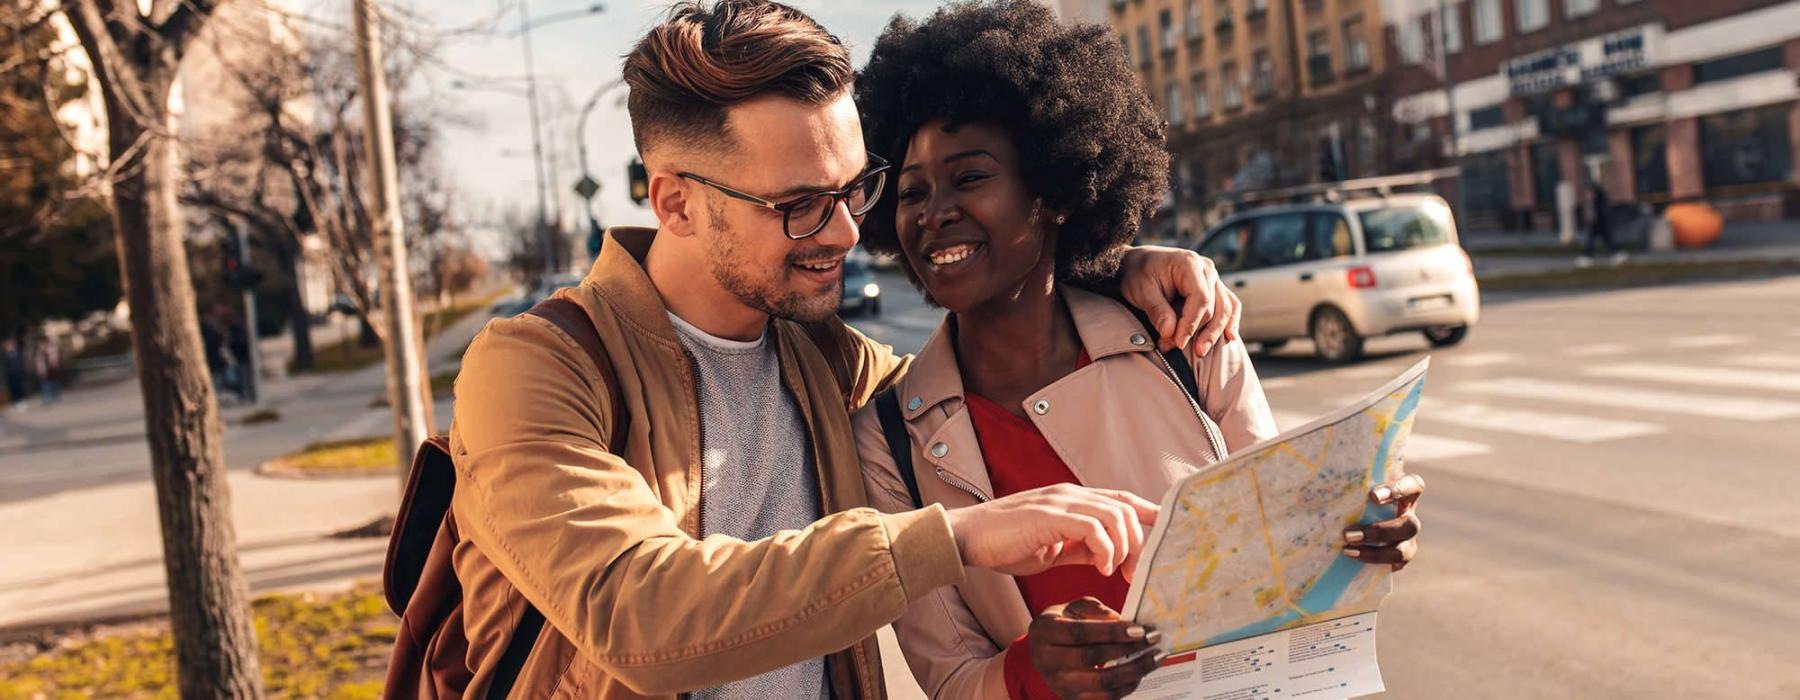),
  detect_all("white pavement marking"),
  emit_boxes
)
[1443,352,1514,368]
[1403,434,1493,462]
[1423,401,1665,443]
[1271,410,1316,432]
[1668,334,1752,349]
[1458,377,1800,421]
[1260,376,1298,390]
[1725,354,1800,370]
[1563,343,1631,357]
[1585,363,1800,393]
